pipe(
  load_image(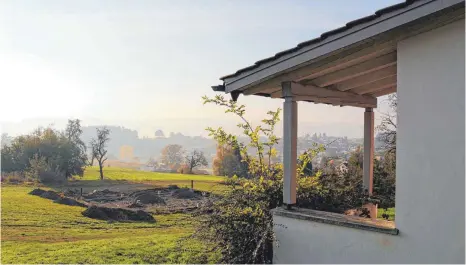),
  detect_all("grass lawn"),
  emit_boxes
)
[1,186,219,264]
[78,167,227,193]
[377,207,395,221]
